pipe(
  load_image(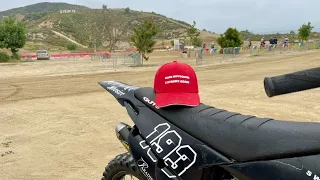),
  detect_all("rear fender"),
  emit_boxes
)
[98,81,141,106]
[99,81,146,123]
[128,106,233,180]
